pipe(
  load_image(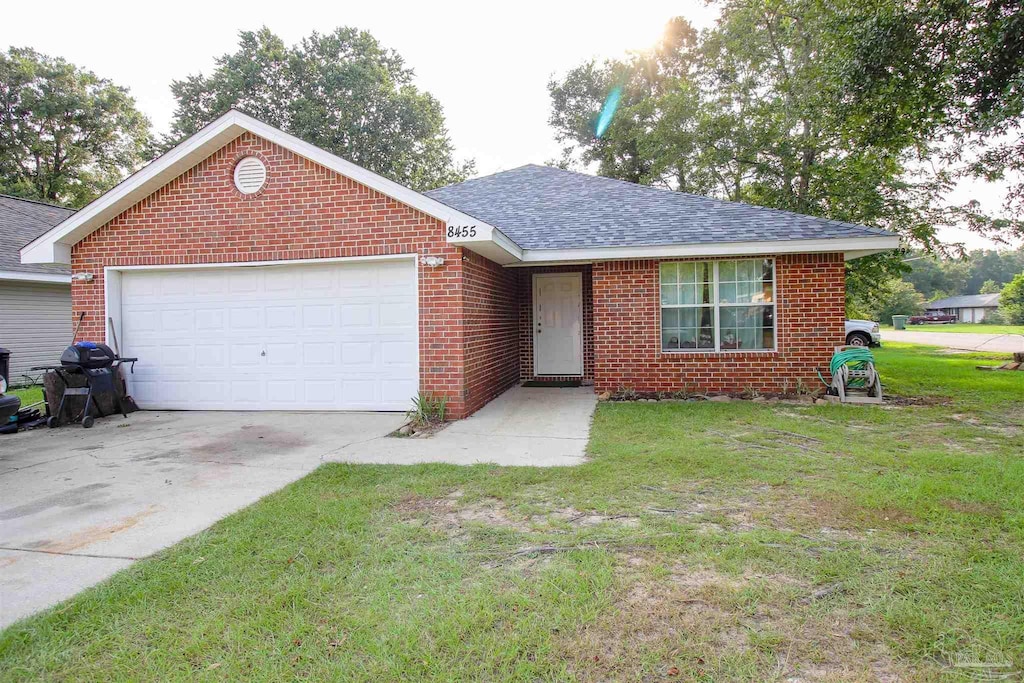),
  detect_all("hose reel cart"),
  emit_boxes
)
[824,345,883,404]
